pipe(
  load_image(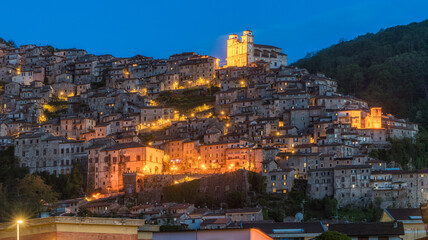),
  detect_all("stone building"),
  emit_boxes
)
[261,159,295,194]
[14,131,86,175]
[178,55,219,84]
[87,141,164,193]
[199,140,251,170]
[140,106,175,125]
[371,169,428,208]
[334,165,372,207]
[226,30,287,69]
[225,208,263,222]
[307,168,334,199]
[60,116,96,140]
